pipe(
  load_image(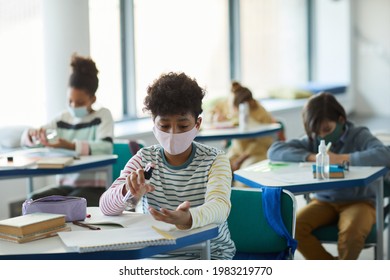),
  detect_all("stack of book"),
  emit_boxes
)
[36,157,74,169]
[312,164,345,179]
[0,213,70,243]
